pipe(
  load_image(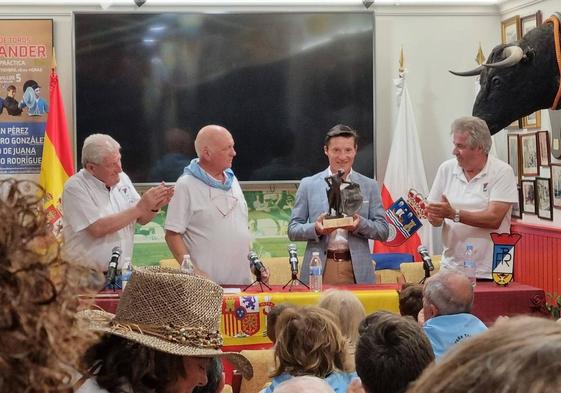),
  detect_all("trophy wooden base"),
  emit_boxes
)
[323,216,353,229]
